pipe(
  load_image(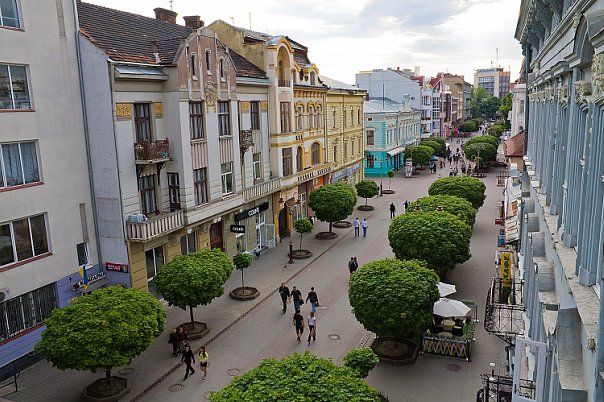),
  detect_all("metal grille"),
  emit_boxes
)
[0,283,57,341]
[484,277,525,344]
